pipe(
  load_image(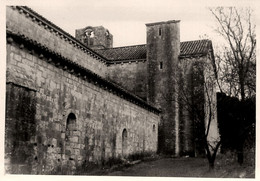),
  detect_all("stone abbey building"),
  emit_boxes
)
[5,6,219,174]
